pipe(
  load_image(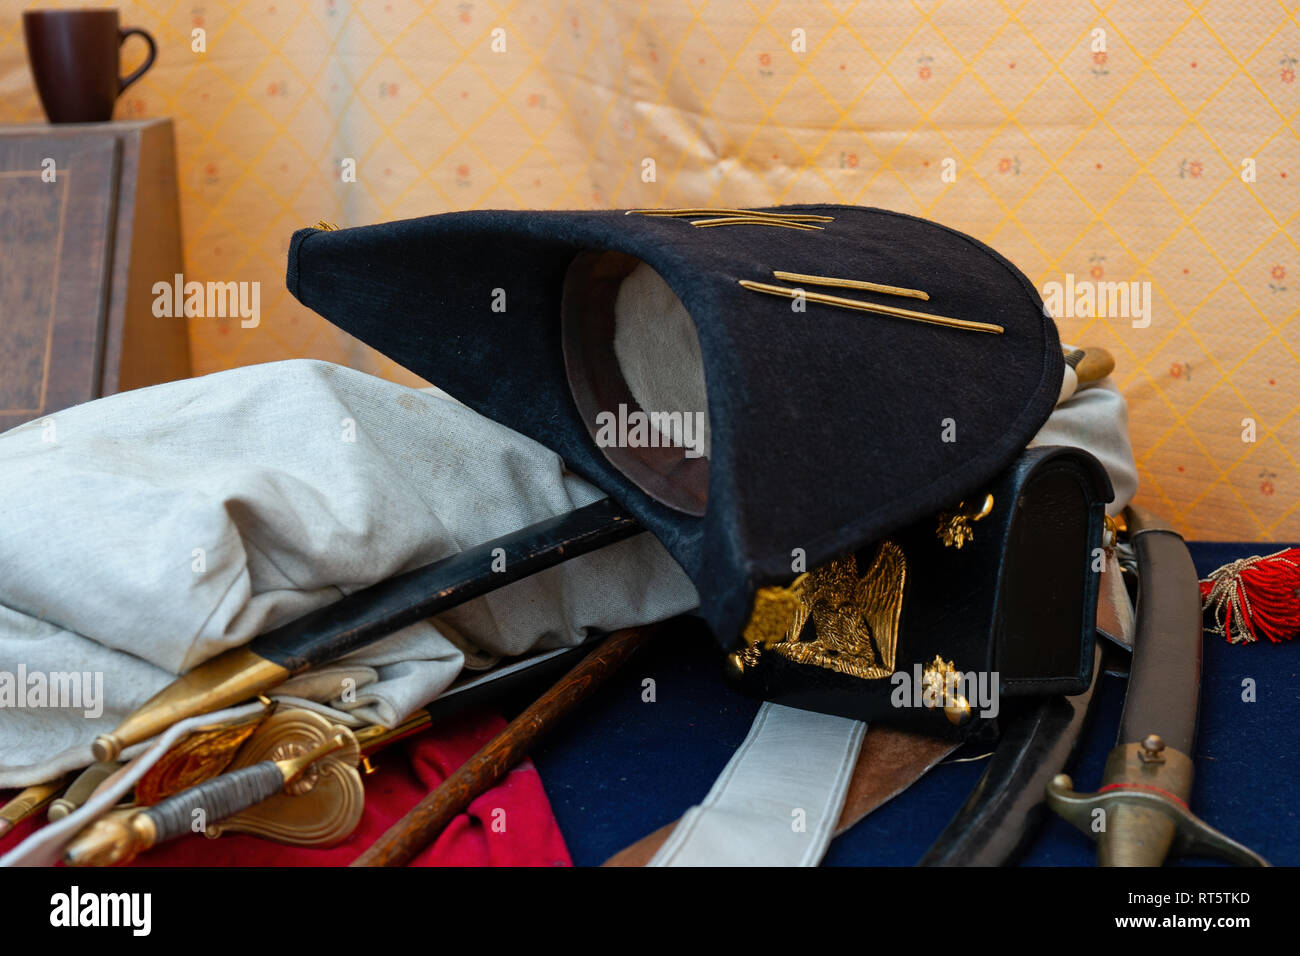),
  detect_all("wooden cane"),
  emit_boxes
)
[351,625,657,866]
